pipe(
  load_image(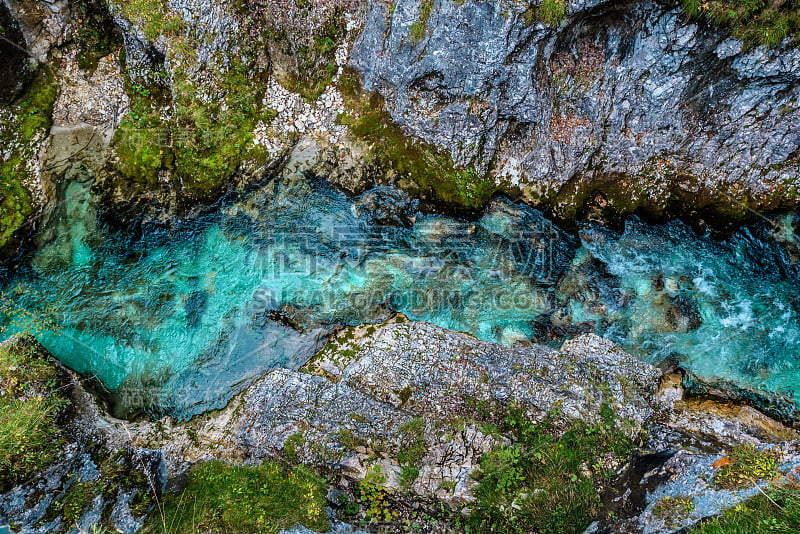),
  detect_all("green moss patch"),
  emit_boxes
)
[337,68,498,212]
[0,70,58,252]
[113,48,272,201]
[142,460,329,534]
[410,0,434,43]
